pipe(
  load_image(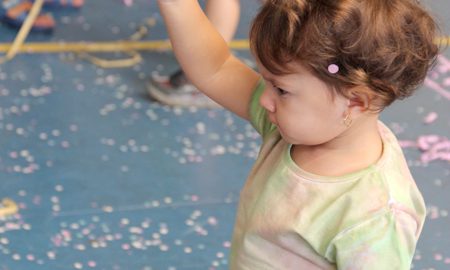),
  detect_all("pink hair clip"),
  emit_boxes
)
[327,64,339,74]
